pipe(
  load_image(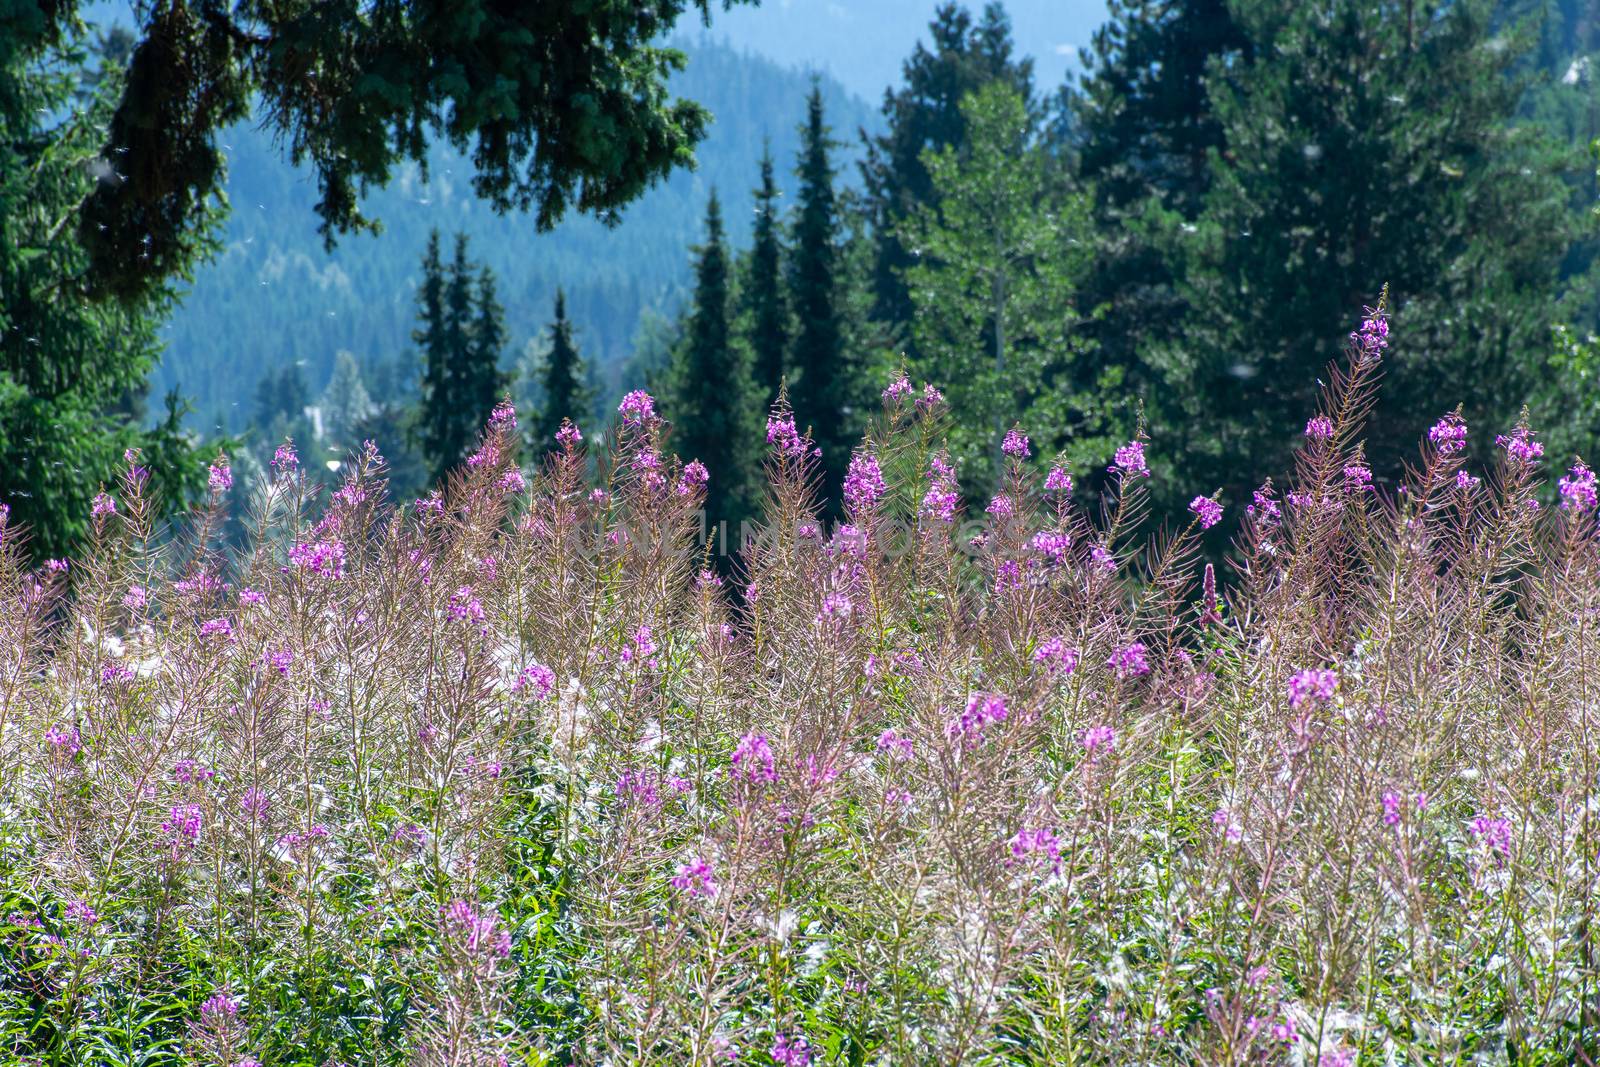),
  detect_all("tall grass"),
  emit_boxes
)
[2,306,1598,1065]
